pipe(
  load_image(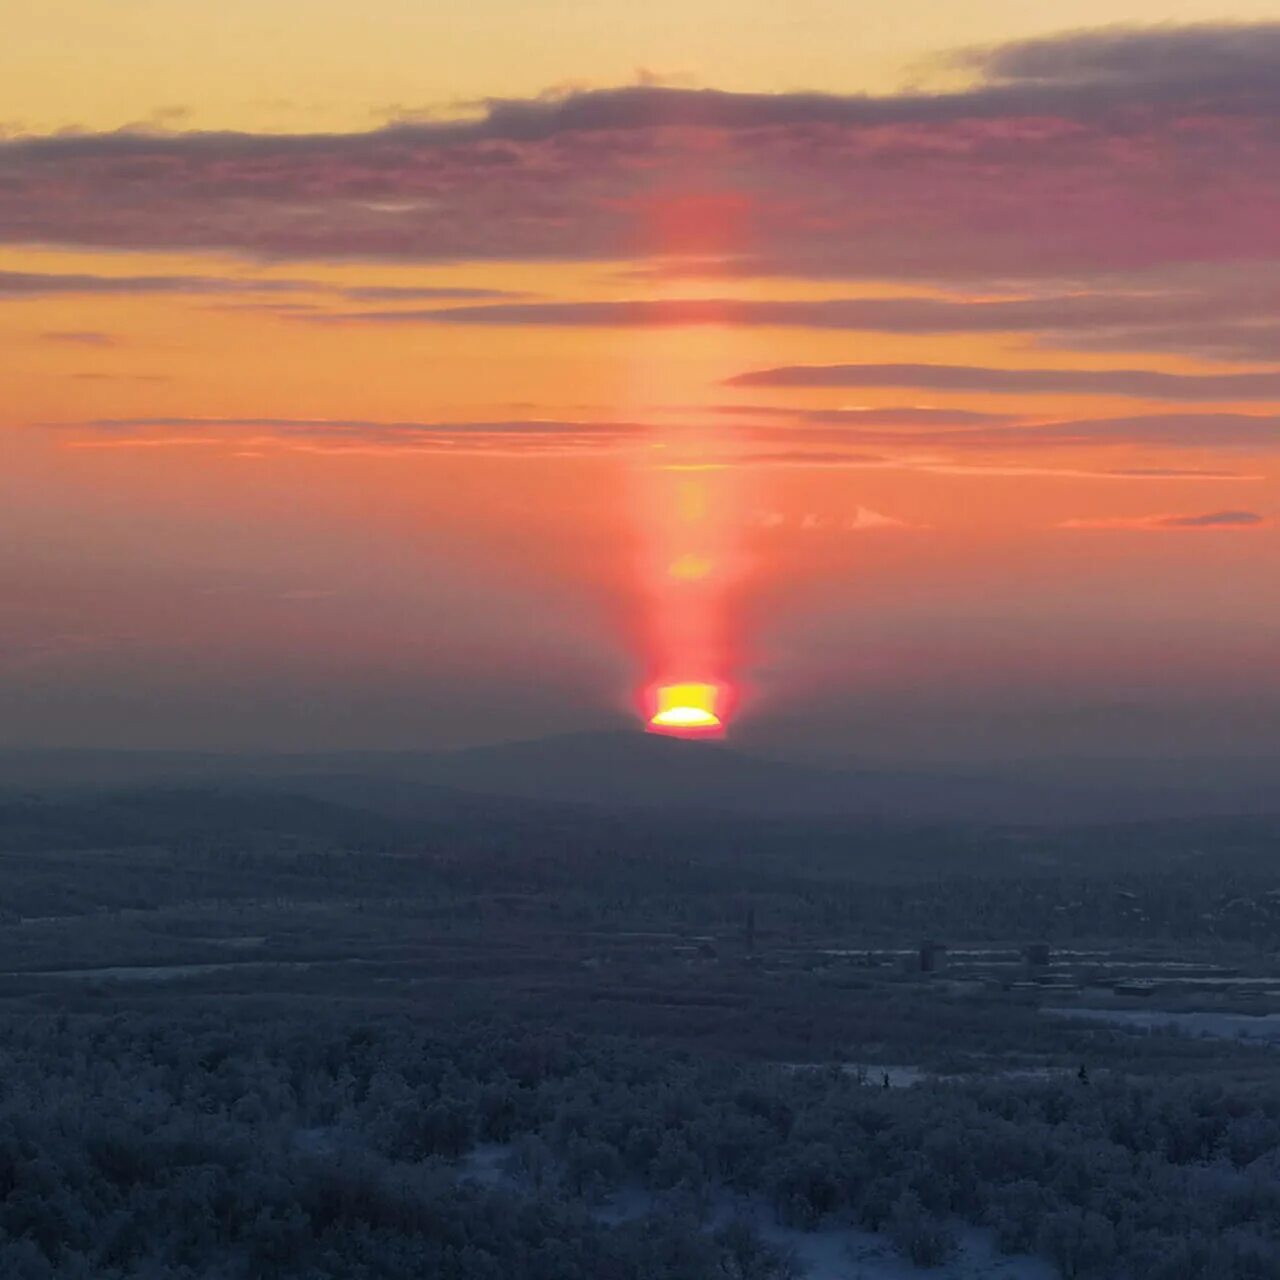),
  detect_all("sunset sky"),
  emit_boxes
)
[5,2,1280,758]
